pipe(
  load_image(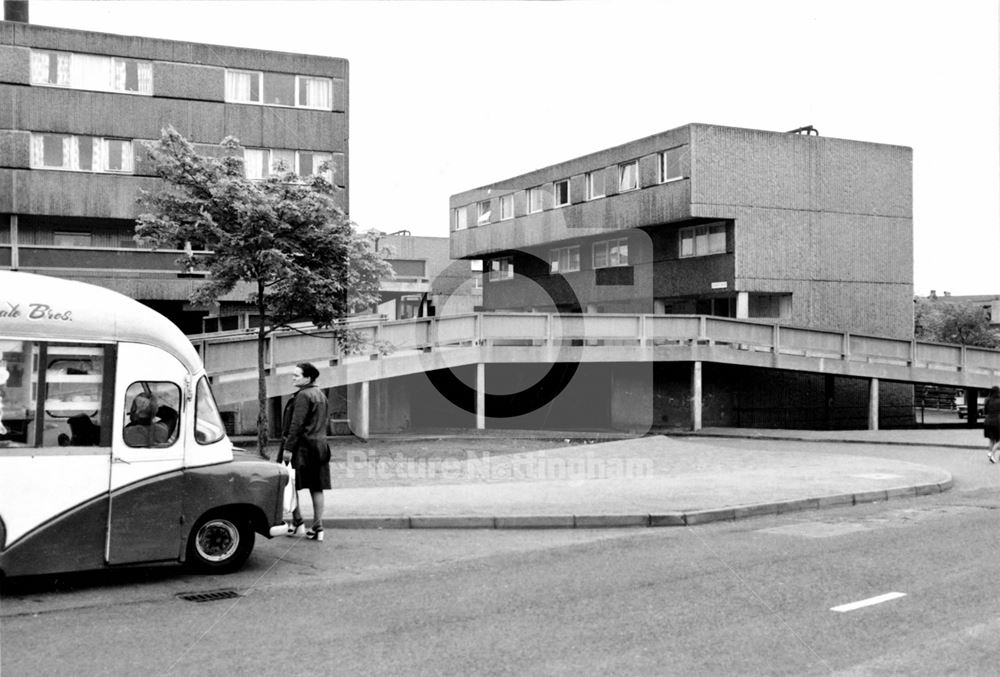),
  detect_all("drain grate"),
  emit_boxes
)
[177,588,242,603]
